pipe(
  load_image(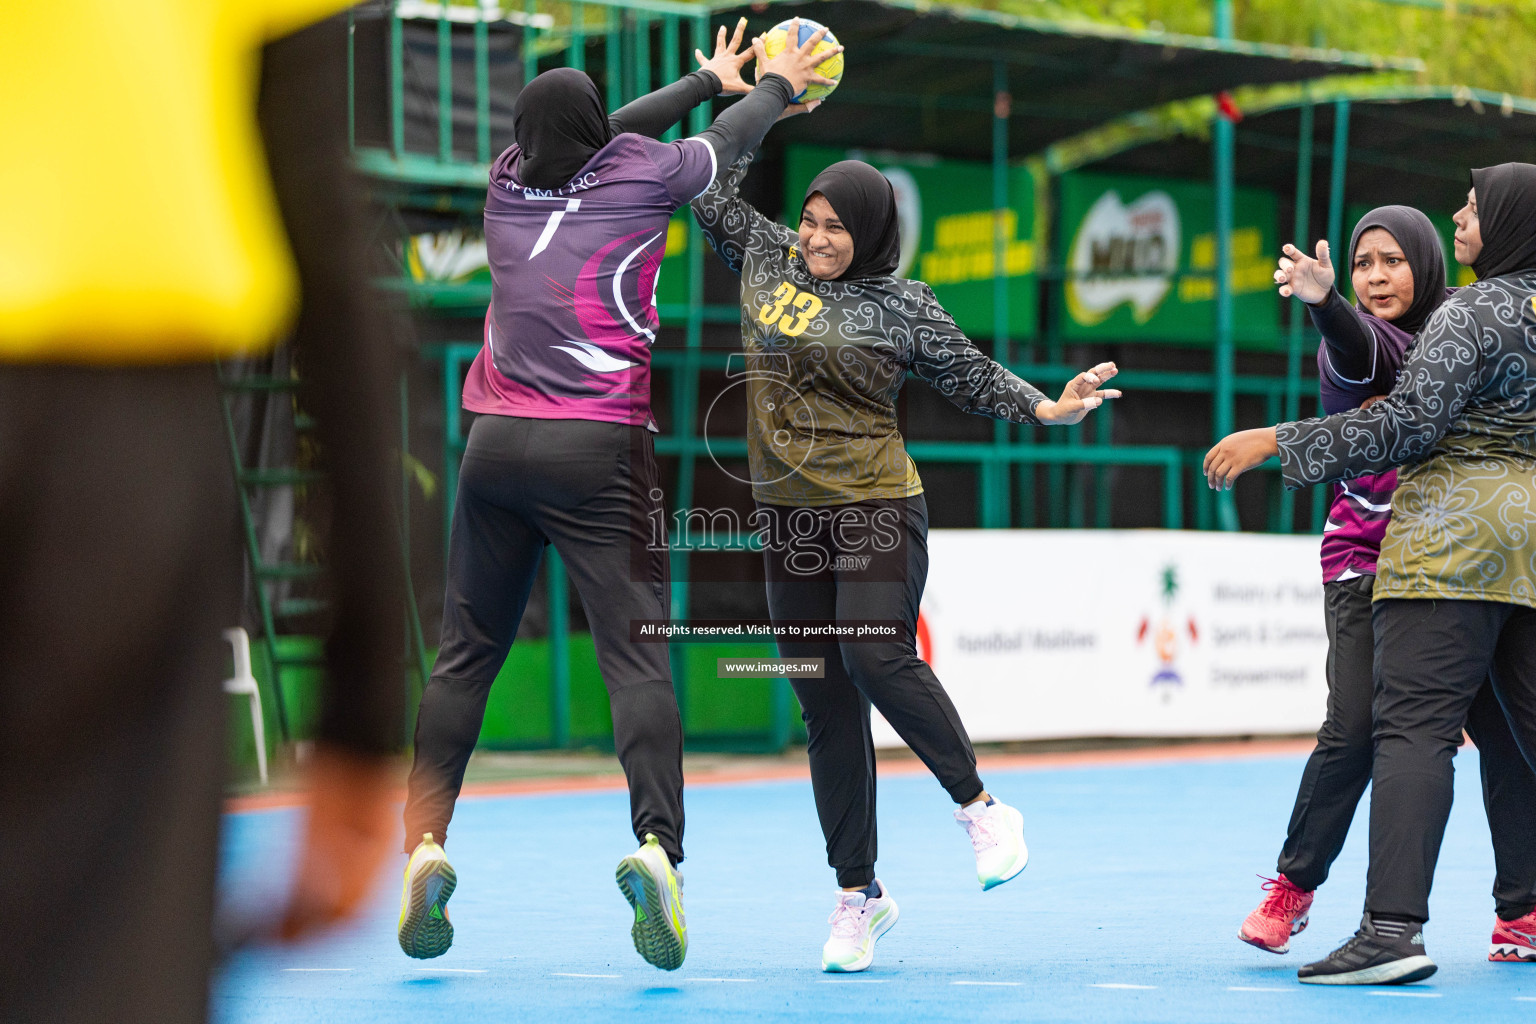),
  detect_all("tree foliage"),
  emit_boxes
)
[990,0,1536,98]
